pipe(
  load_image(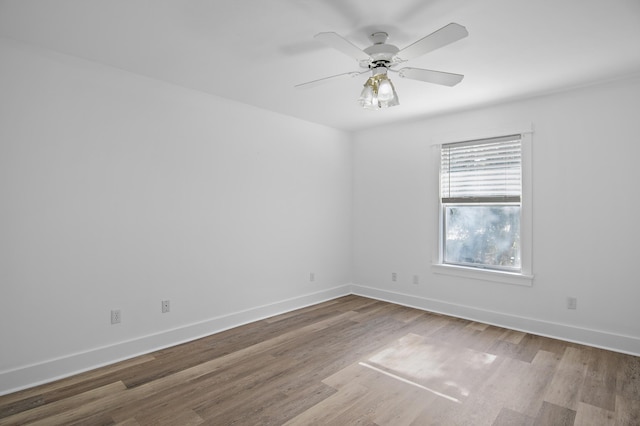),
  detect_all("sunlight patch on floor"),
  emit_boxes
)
[358,362,461,403]
[364,333,497,402]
